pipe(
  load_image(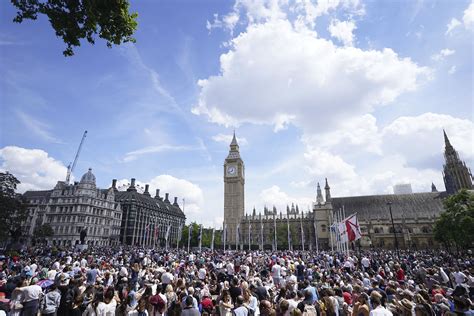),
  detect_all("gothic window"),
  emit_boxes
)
[422,226,430,233]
